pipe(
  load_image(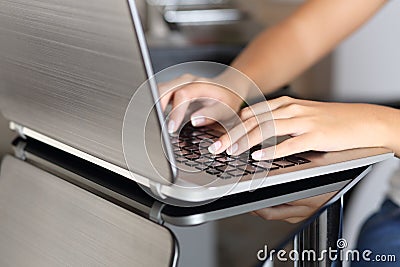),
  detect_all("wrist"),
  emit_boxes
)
[379,106,400,157]
[214,67,260,105]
